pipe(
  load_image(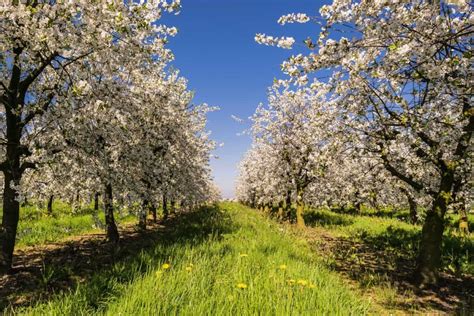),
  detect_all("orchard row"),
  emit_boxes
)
[1,1,219,273]
[237,0,472,287]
